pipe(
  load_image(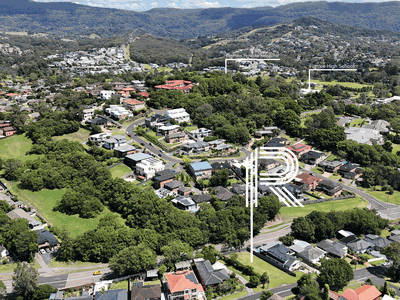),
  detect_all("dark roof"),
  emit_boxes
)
[37,230,59,247]
[347,239,374,251]
[154,169,176,182]
[214,186,233,201]
[298,246,325,262]
[164,180,184,190]
[301,151,326,160]
[95,289,127,300]
[340,163,359,172]
[339,235,358,245]
[267,243,294,264]
[231,184,246,195]
[316,239,347,257]
[194,260,230,286]
[192,194,213,204]
[131,284,161,300]
[88,117,108,125]
[388,235,400,243]
[364,236,391,249]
